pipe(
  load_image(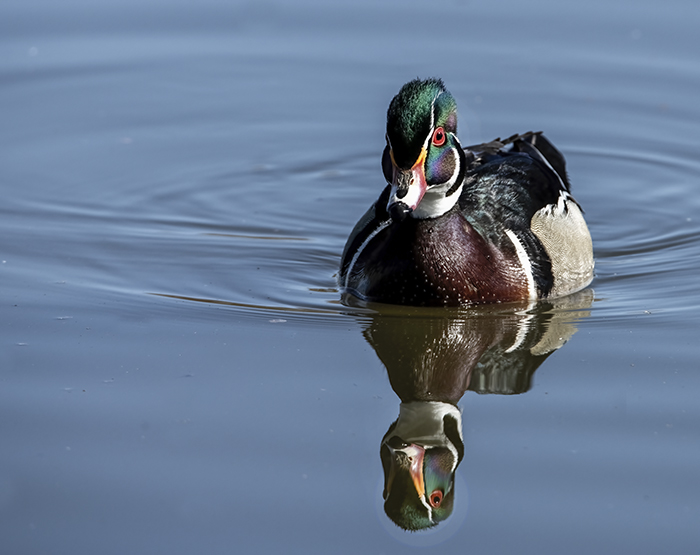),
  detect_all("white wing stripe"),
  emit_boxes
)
[505,229,537,300]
